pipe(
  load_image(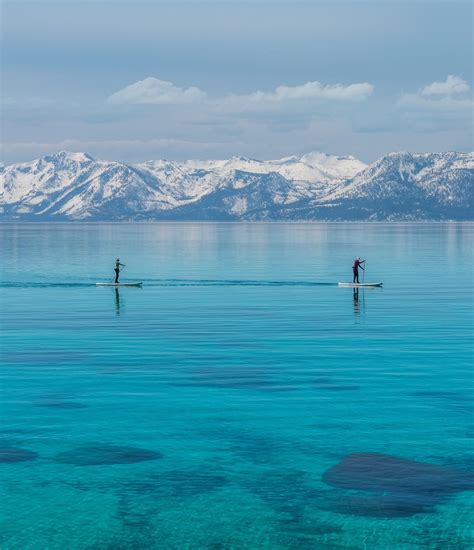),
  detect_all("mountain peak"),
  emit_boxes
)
[228,155,261,164]
[2,151,472,221]
[301,151,360,162]
[386,151,413,159]
[44,151,94,163]
[273,155,300,164]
